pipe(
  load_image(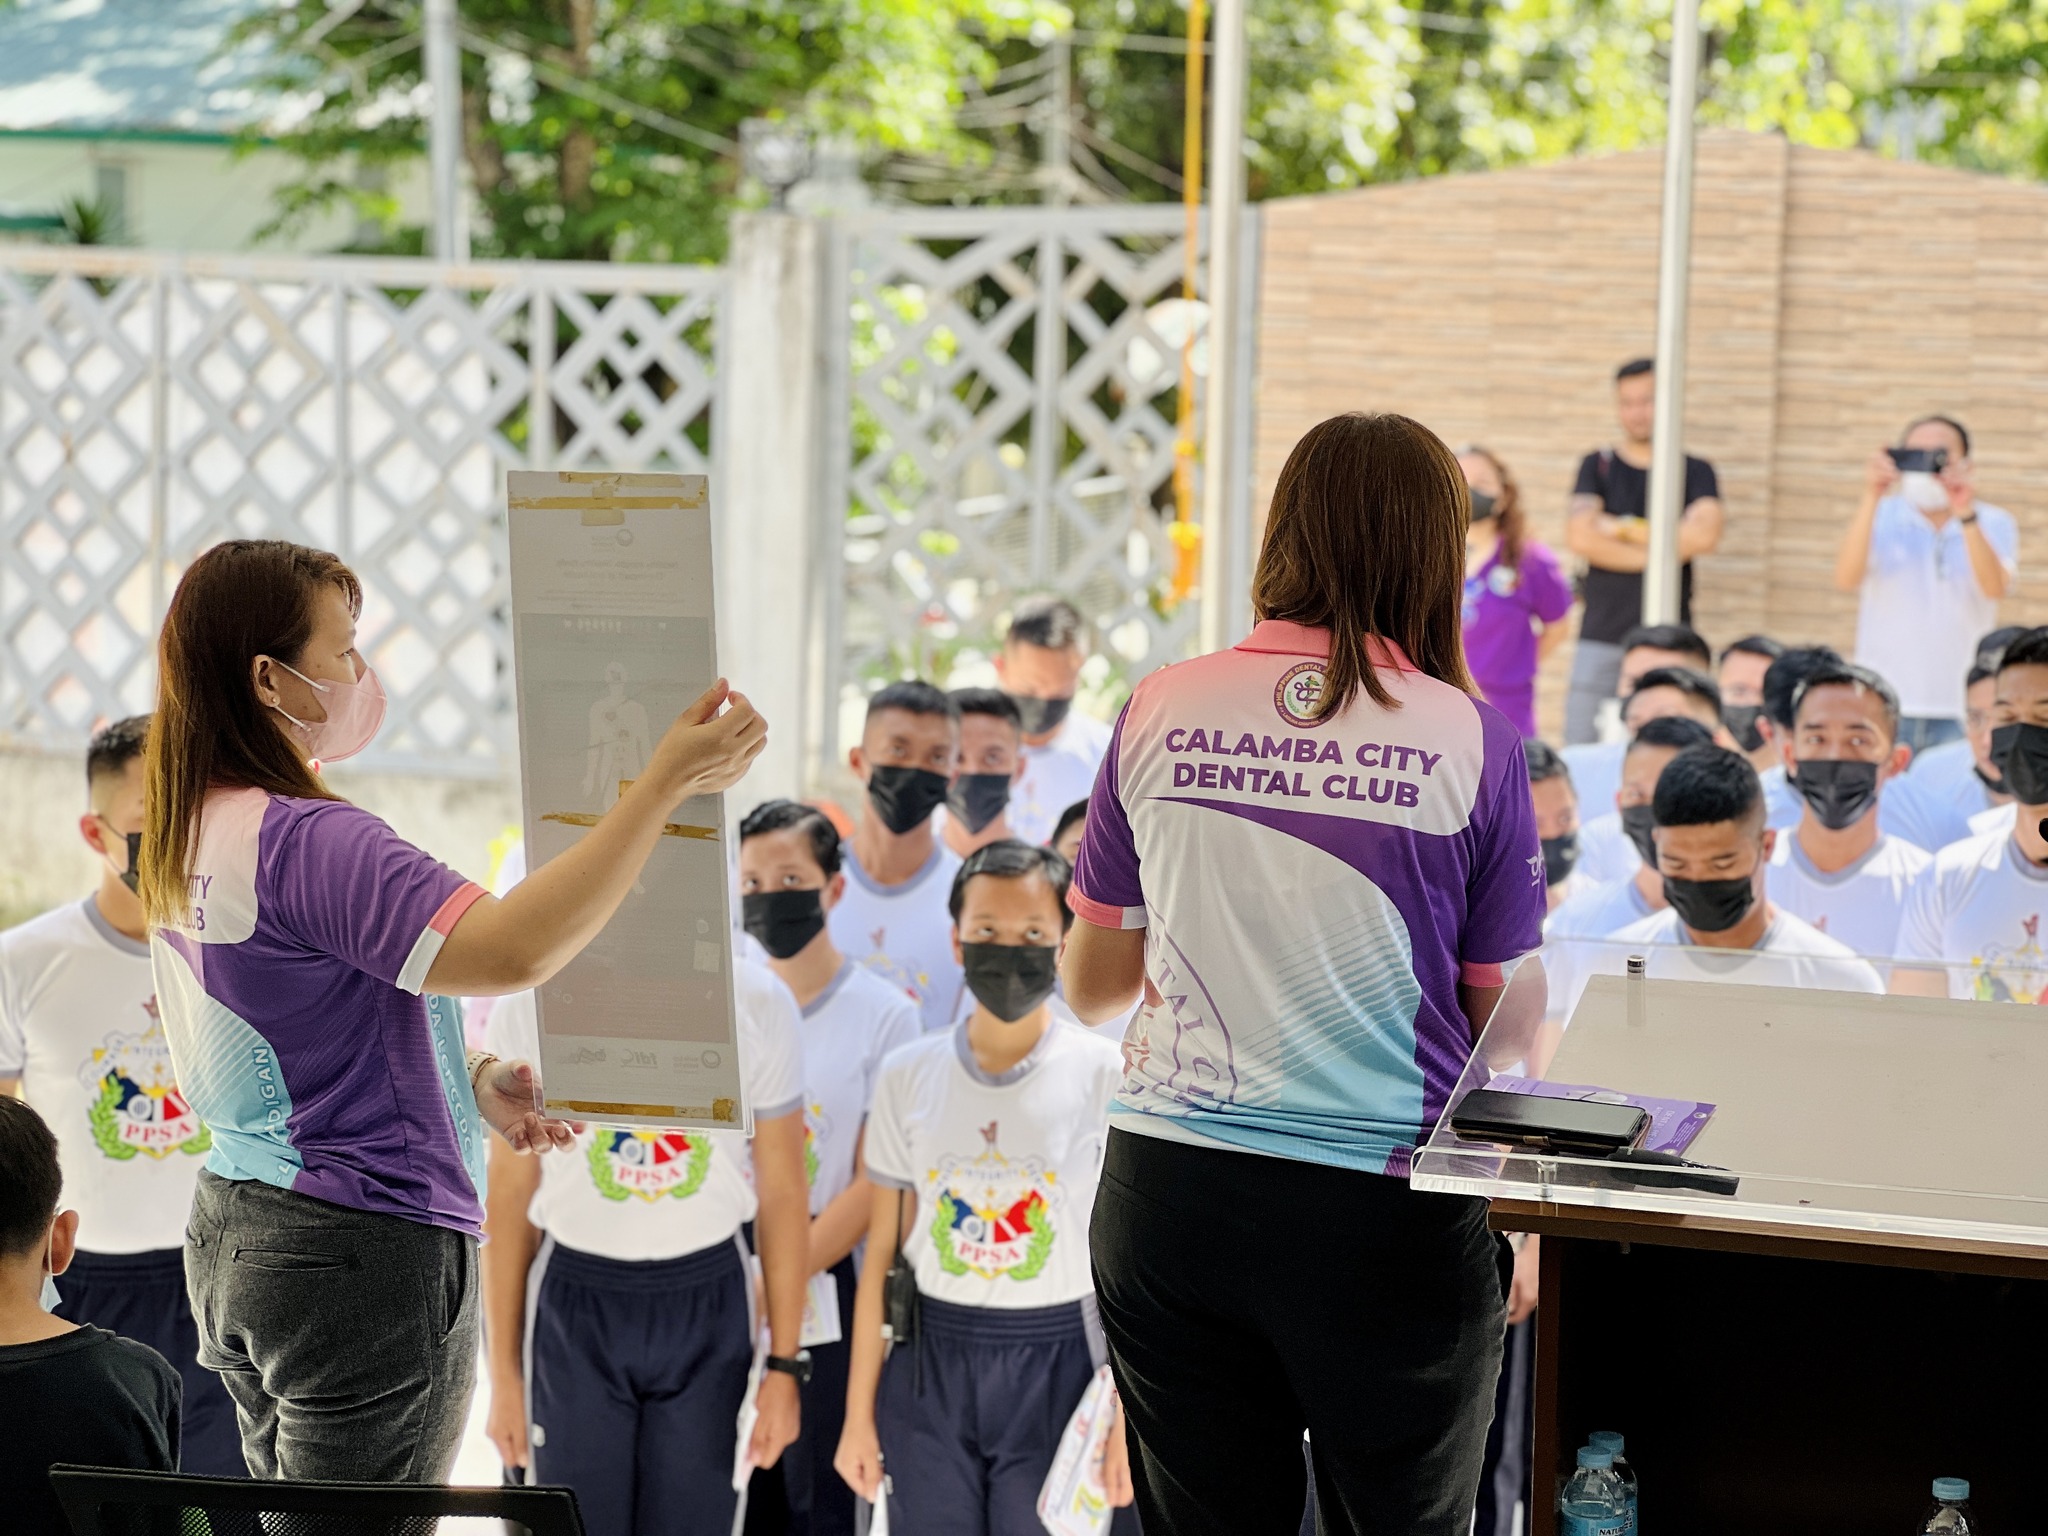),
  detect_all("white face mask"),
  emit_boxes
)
[40,1272,60,1312]
[1899,470,1951,514]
